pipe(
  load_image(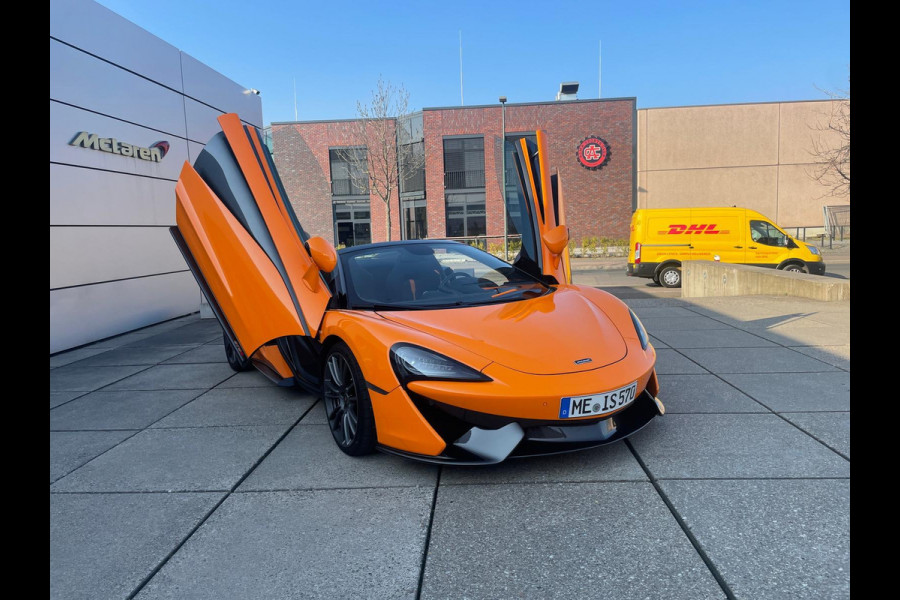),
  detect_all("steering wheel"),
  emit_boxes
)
[439,270,479,290]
